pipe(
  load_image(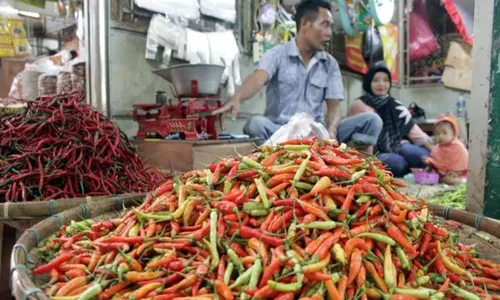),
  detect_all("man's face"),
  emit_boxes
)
[301,7,333,51]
